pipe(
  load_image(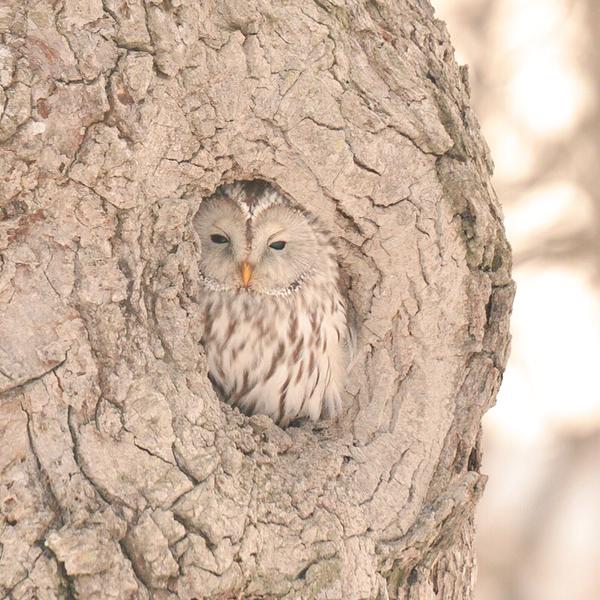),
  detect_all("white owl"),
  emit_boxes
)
[194,180,349,427]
